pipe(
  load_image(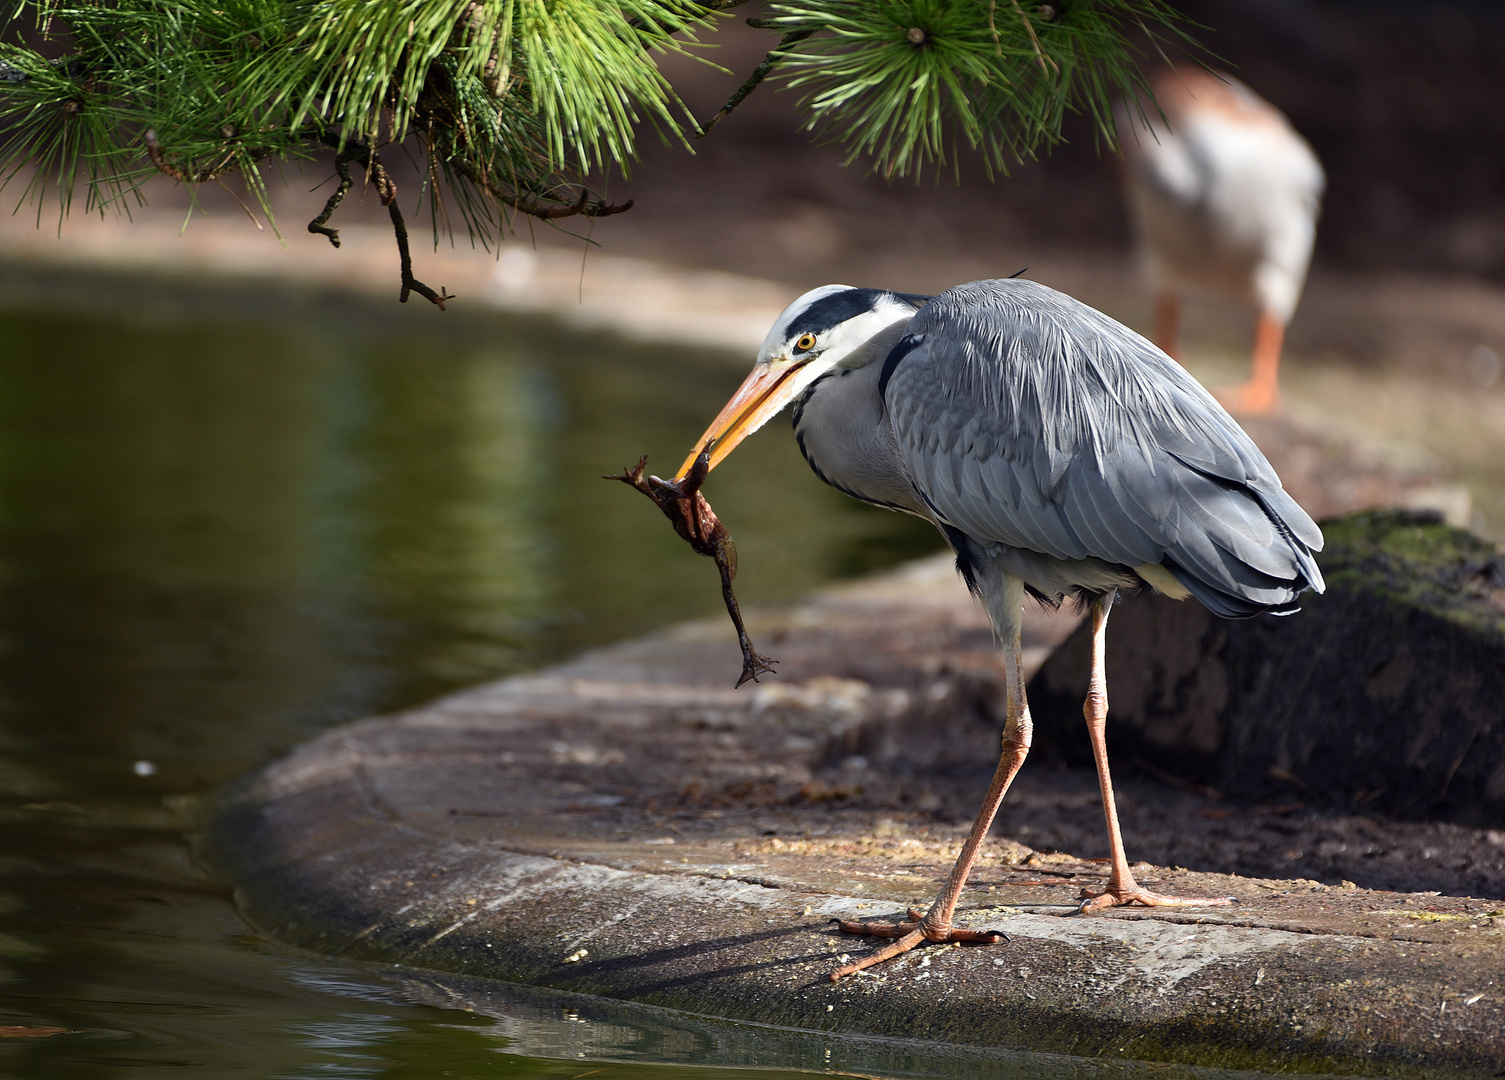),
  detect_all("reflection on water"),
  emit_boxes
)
[386,973,1312,1080]
[0,279,948,1079]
